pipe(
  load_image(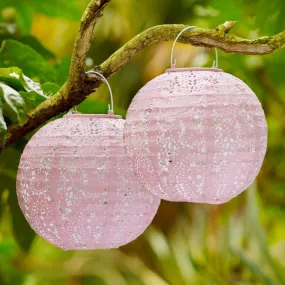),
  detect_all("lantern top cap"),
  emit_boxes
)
[64,113,122,119]
[166,67,223,73]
